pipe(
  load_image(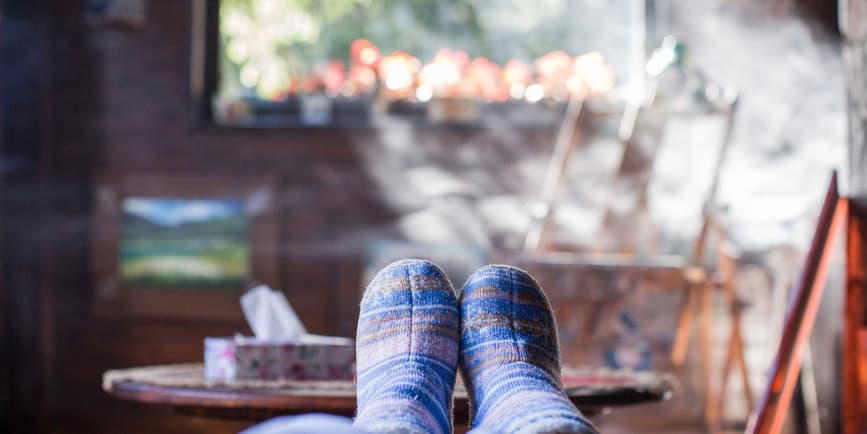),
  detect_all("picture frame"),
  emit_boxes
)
[91,173,280,321]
